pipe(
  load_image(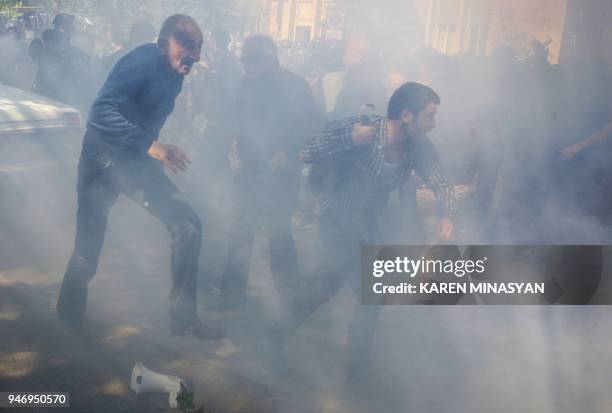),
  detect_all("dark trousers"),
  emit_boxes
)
[57,150,202,324]
[287,211,381,367]
[221,171,298,310]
